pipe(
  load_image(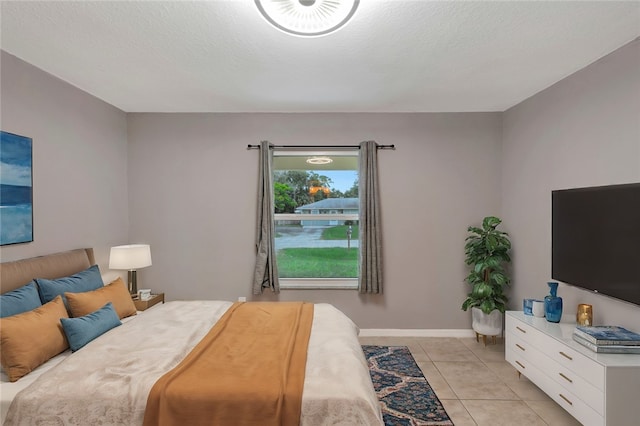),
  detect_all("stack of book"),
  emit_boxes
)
[573,325,640,354]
